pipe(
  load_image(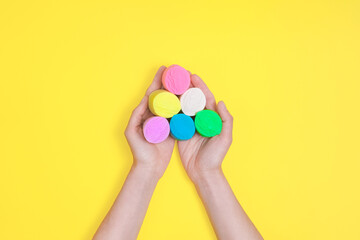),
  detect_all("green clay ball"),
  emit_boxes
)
[195,110,222,137]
